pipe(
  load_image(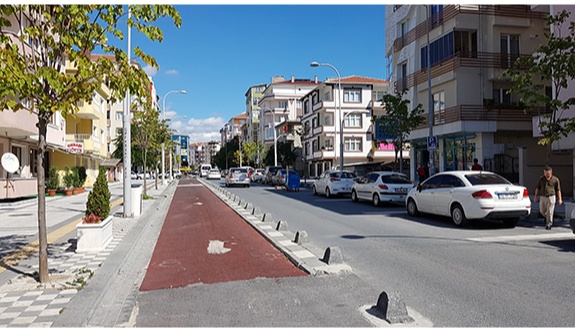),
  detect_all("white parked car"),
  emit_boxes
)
[207,168,221,180]
[250,168,265,182]
[406,171,531,228]
[351,171,413,206]
[312,170,356,198]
